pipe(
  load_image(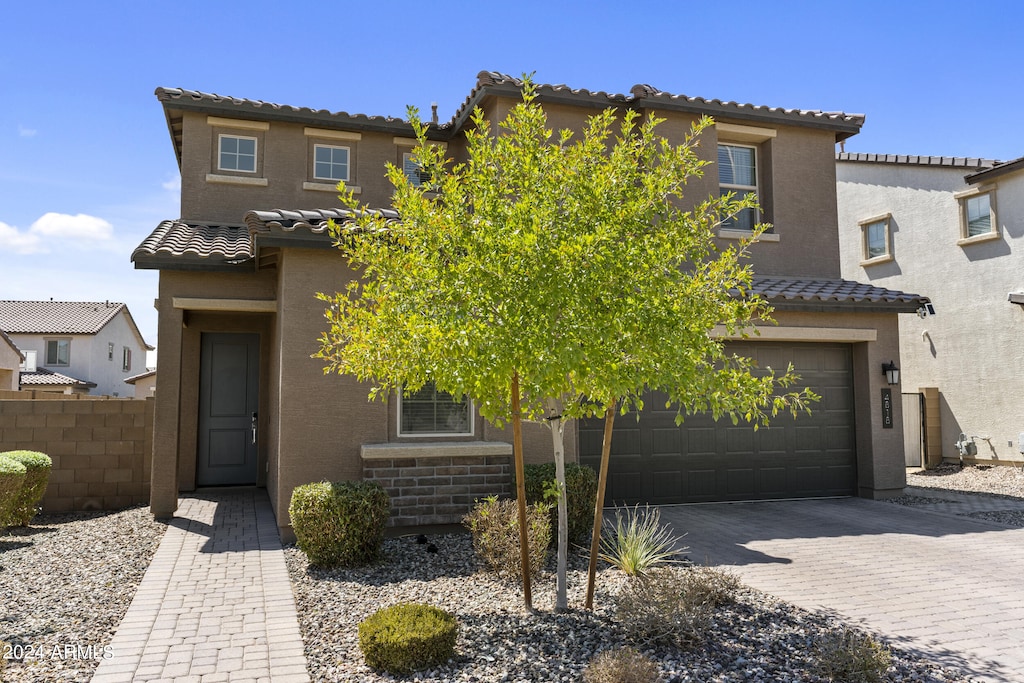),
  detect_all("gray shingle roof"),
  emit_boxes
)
[0,300,127,335]
[751,277,928,312]
[836,152,1000,169]
[20,368,96,388]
